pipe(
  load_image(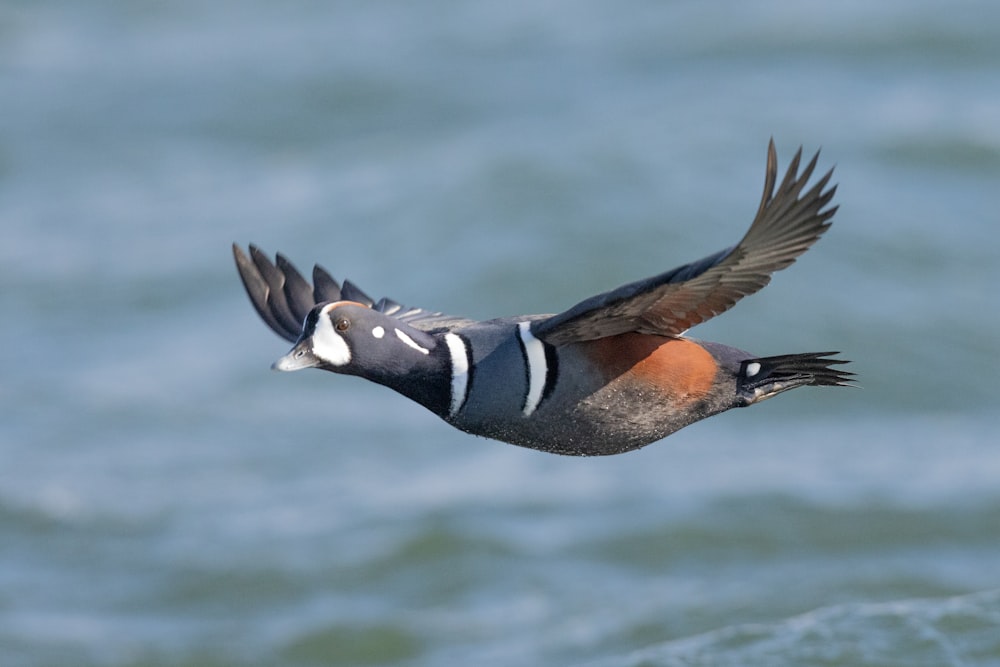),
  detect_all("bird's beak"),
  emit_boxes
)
[271,340,321,372]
